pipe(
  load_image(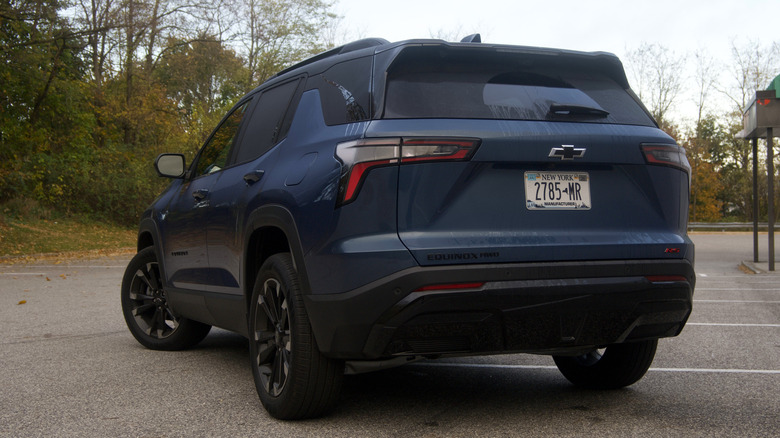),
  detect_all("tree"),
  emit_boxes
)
[685,117,724,222]
[719,39,780,221]
[155,36,248,152]
[239,0,336,86]
[625,43,685,127]
[0,0,93,201]
[0,0,340,225]
[692,48,718,127]
[721,39,780,117]
[73,0,120,147]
